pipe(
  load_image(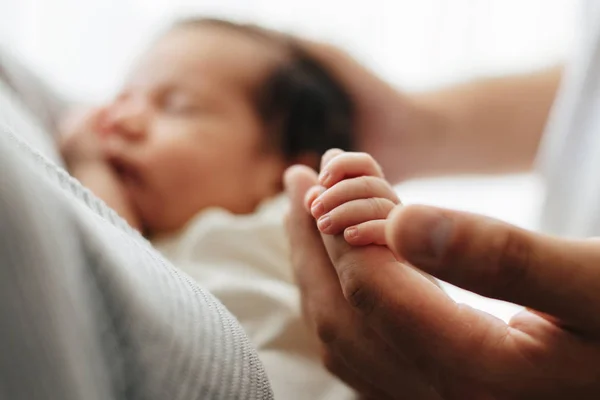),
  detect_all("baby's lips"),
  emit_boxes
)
[100,134,126,157]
